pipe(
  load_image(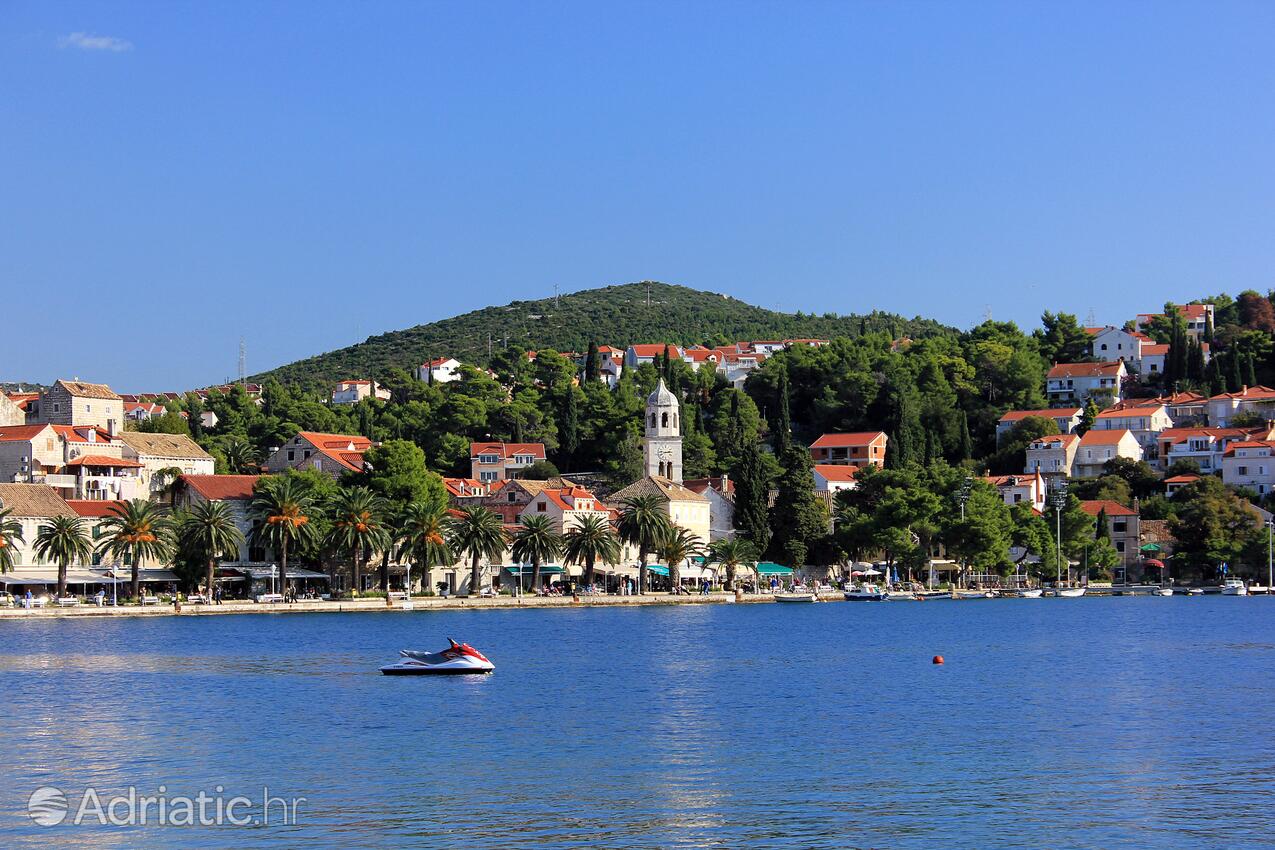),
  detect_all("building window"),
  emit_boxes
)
[537,502,547,512]
[287,450,295,461]
[479,454,499,465]
[1115,541,1125,552]
[1113,520,1127,533]
[1239,466,1249,476]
